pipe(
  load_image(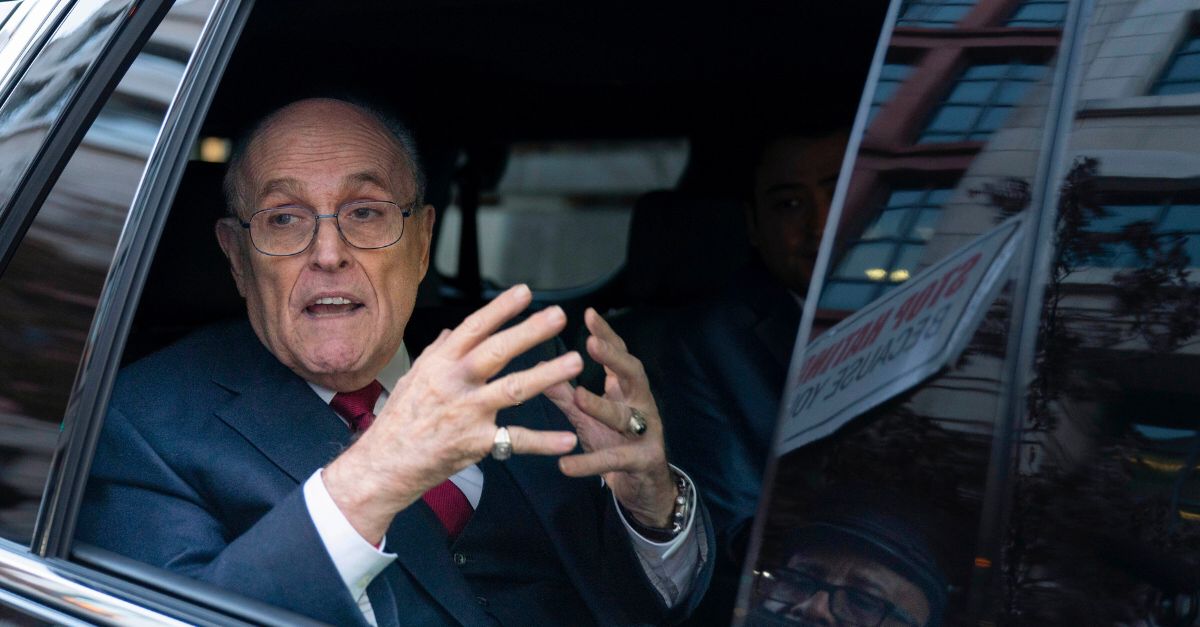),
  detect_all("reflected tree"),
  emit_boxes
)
[1000,157,1200,624]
